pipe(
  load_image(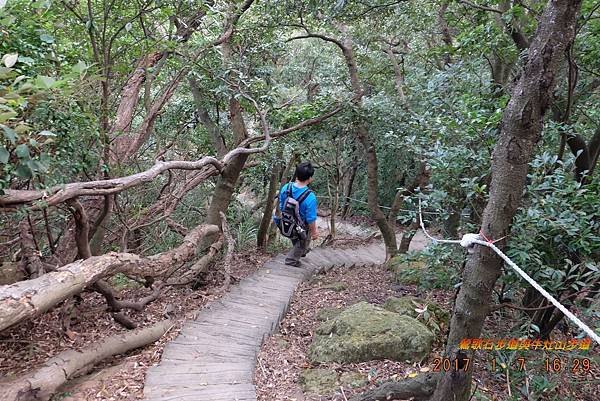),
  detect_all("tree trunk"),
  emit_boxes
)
[205,38,250,227]
[328,182,340,239]
[257,162,281,249]
[443,208,461,238]
[18,218,46,278]
[398,219,420,254]
[189,77,228,158]
[332,26,398,258]
[357,124,398,258]
[341,162,359,218]
[437,0,453,66]
[431,2,582,400]
[205,153,249,227]
[351,373,438,401]
[566,127,600,184]
[383,46,406,102]
[0,319,173,401]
